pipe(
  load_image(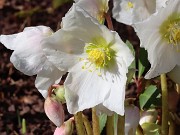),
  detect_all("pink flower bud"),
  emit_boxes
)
[44,97,65,127]
[54,118,74,135]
